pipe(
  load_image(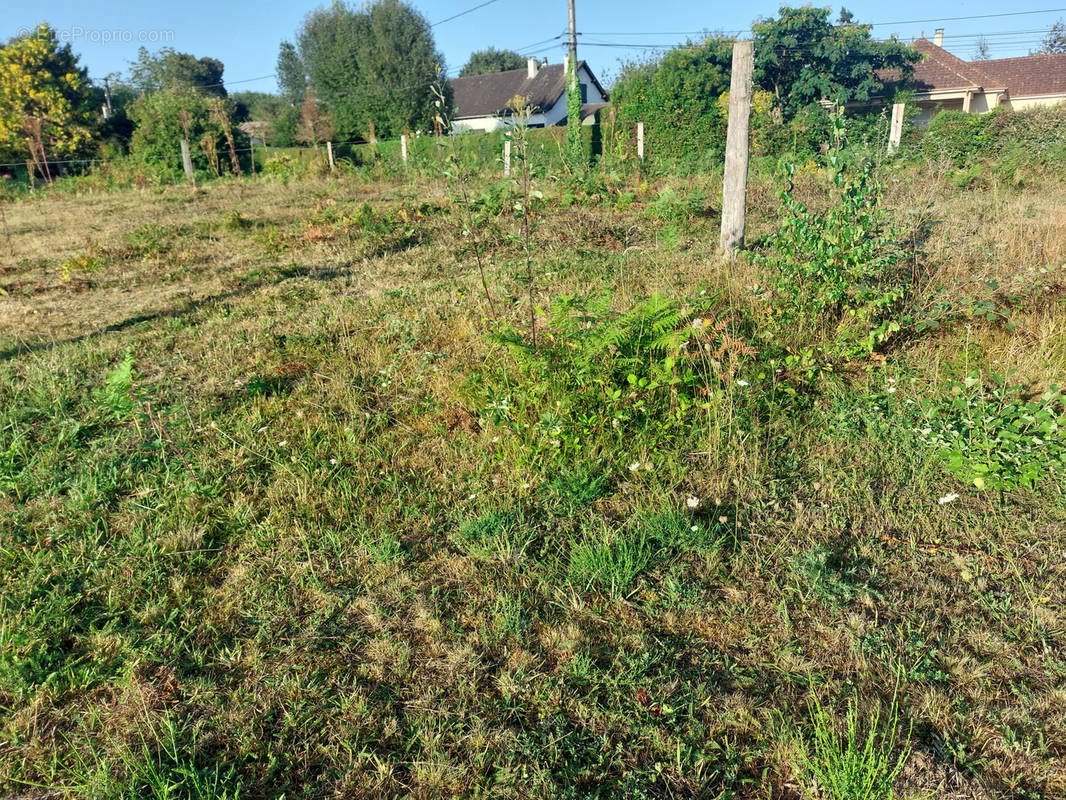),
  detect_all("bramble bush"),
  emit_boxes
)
[484,292,756,464]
